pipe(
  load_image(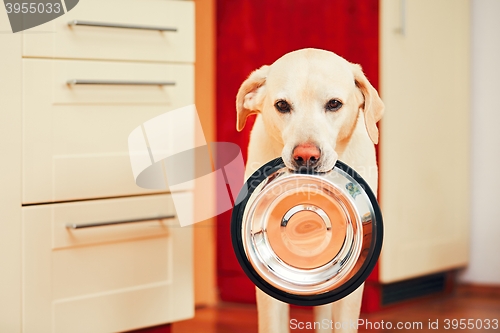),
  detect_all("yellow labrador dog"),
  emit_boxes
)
[236,48,384,333]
